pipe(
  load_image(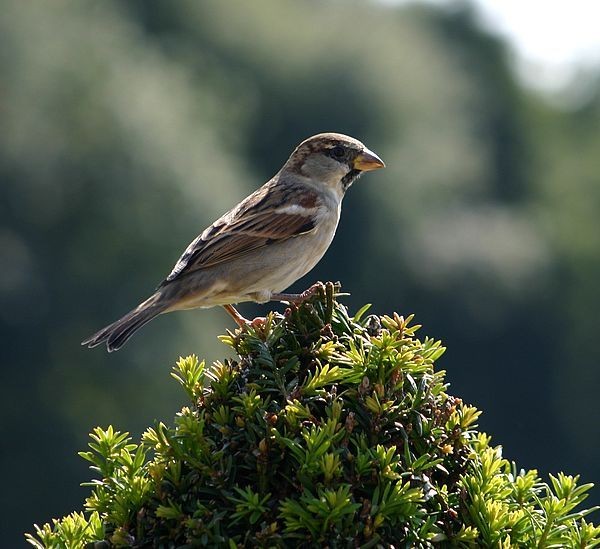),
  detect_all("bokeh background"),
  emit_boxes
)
[2,0,599,544]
